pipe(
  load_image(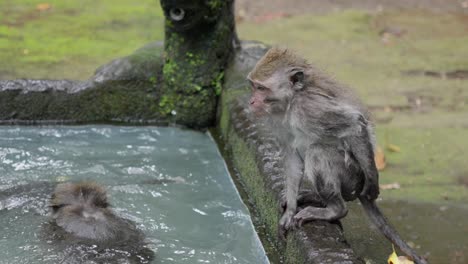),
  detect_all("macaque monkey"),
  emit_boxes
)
[247,47,427,264]
[45,182,154,263]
